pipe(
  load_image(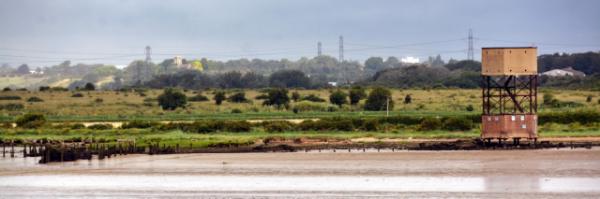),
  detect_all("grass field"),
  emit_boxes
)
[0,88,597,122]
[1,88,599,147]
